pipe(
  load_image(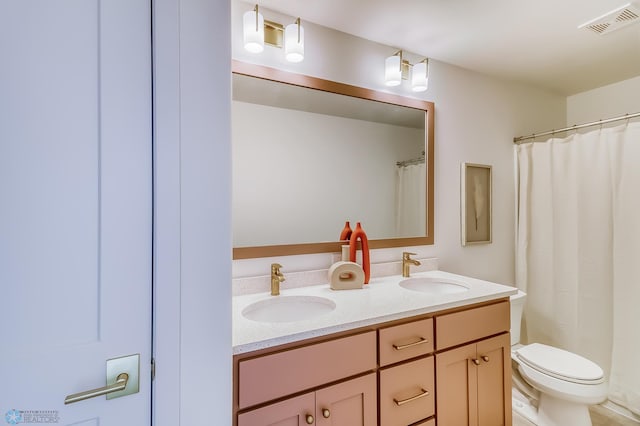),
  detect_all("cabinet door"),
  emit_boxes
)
[238,392,315,426]
[435,342,479,426]
[476,333,512,426]
[315,373,377,426]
